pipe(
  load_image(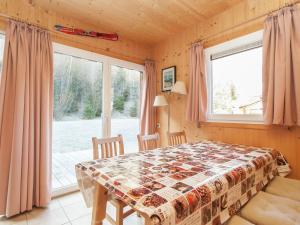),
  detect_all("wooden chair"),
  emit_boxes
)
[167,130,187,146]
[92,135,135,225]
[137,133,160,151]
[92,134,125,160]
